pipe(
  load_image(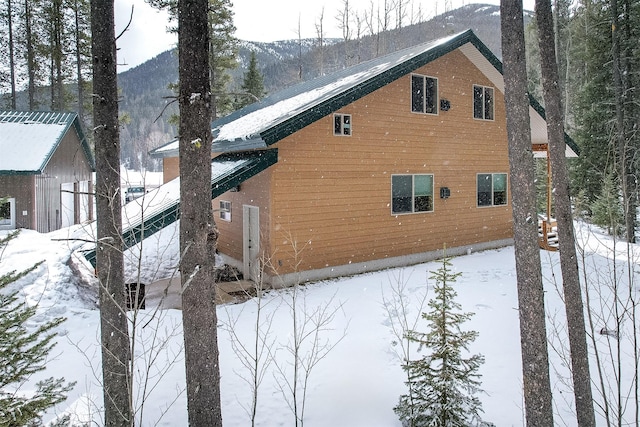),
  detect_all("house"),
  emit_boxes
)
[150,30,578,286]
[0,111,95,232]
